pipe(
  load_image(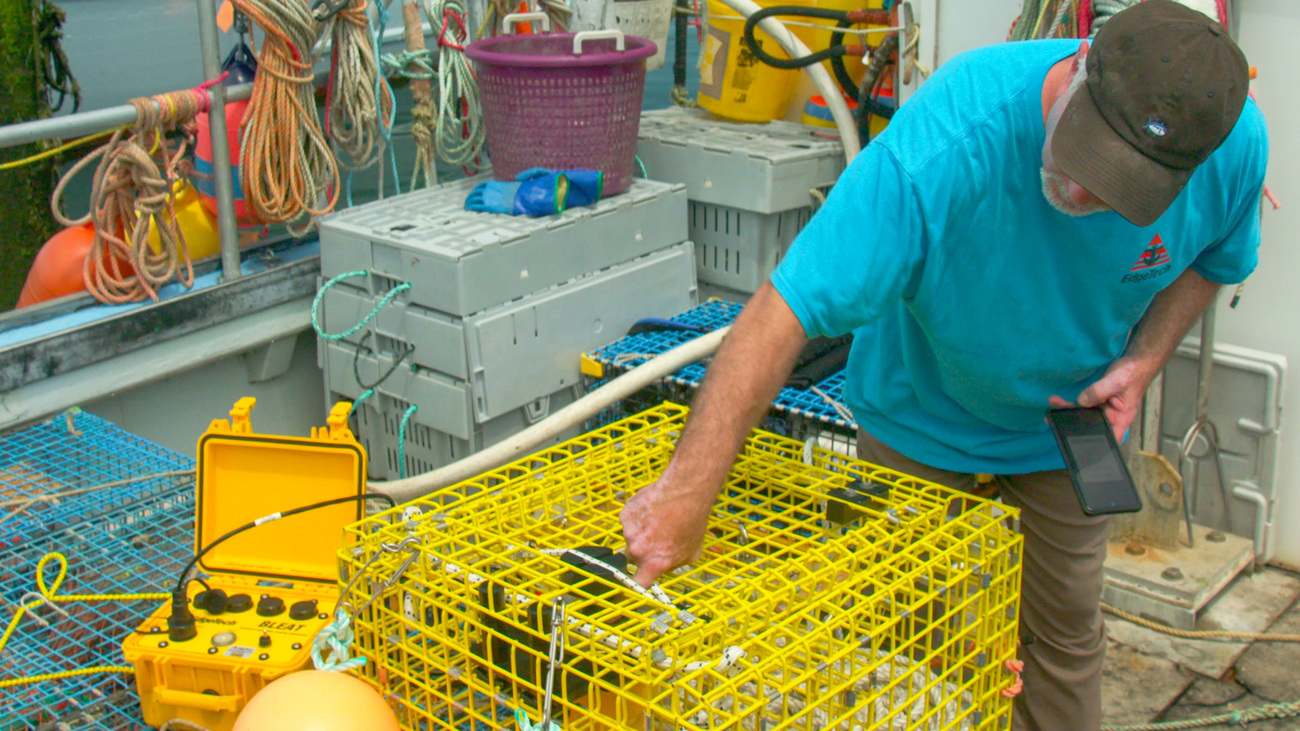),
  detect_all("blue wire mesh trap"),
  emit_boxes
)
[0,483,195,731]
[0,410,195,550]
[586,300,857,431]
